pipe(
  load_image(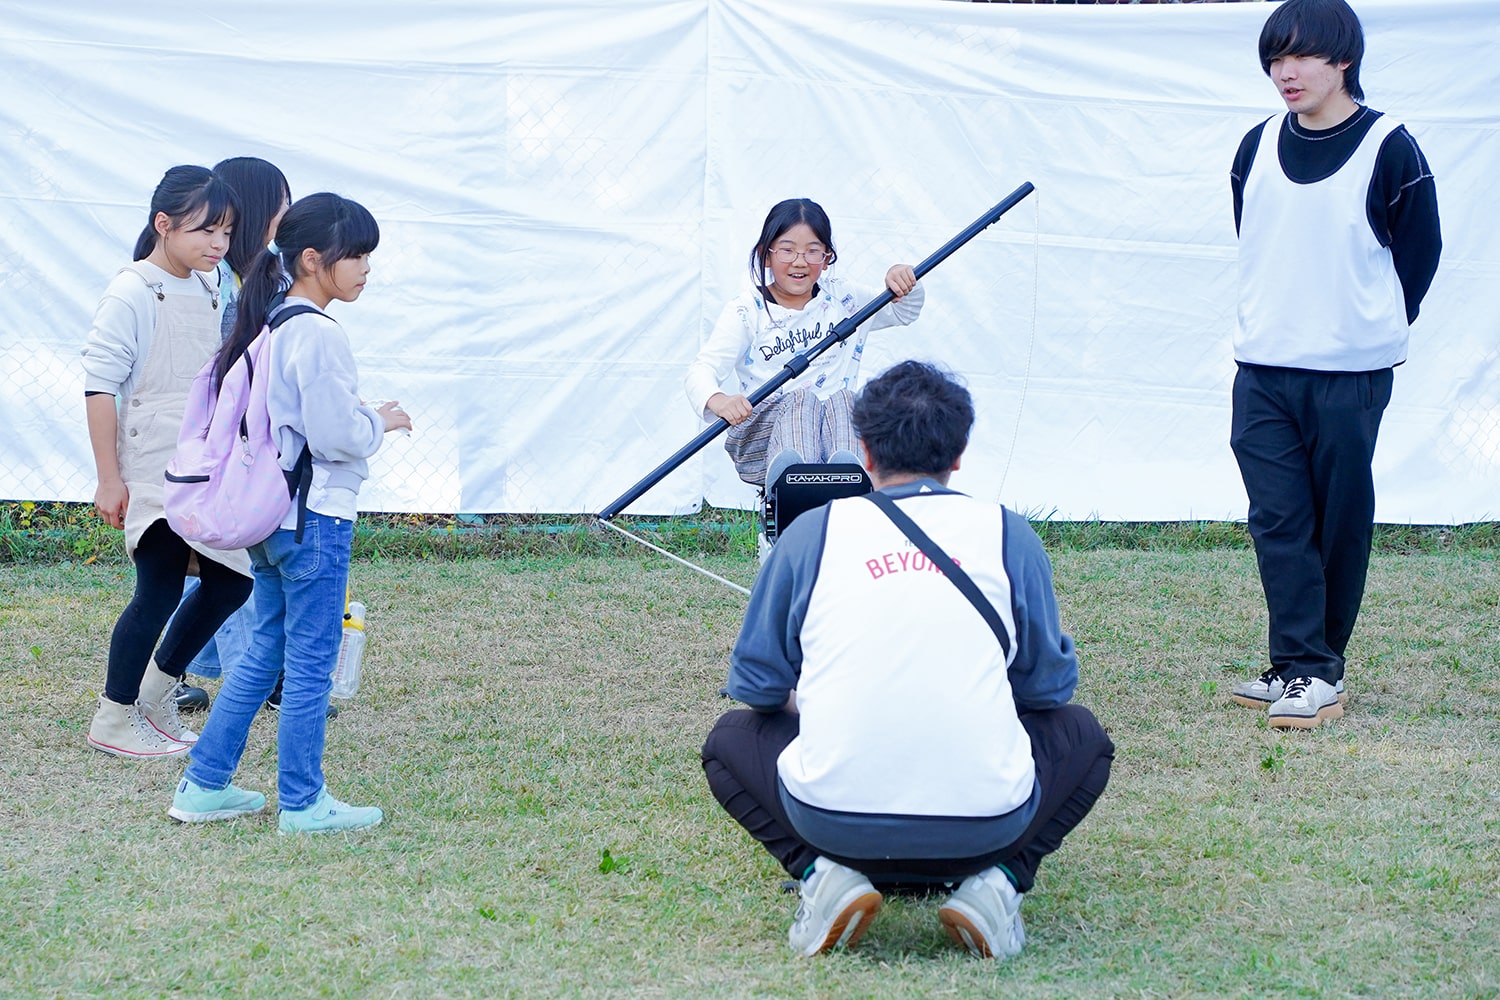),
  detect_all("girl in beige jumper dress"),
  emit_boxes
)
[81,166,254,759]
